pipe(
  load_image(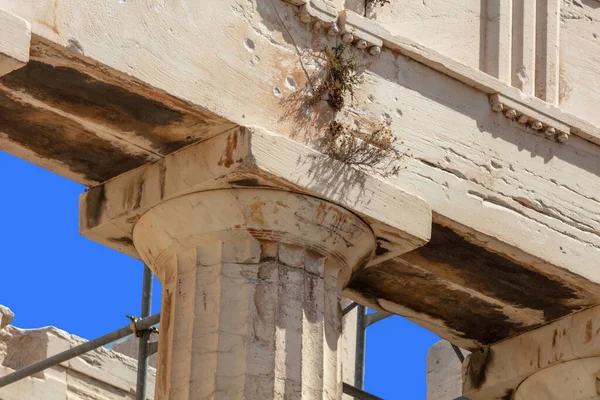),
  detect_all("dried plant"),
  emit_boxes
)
[309,44,362,112]
[304,44,404,177]
[322,121,404,177]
